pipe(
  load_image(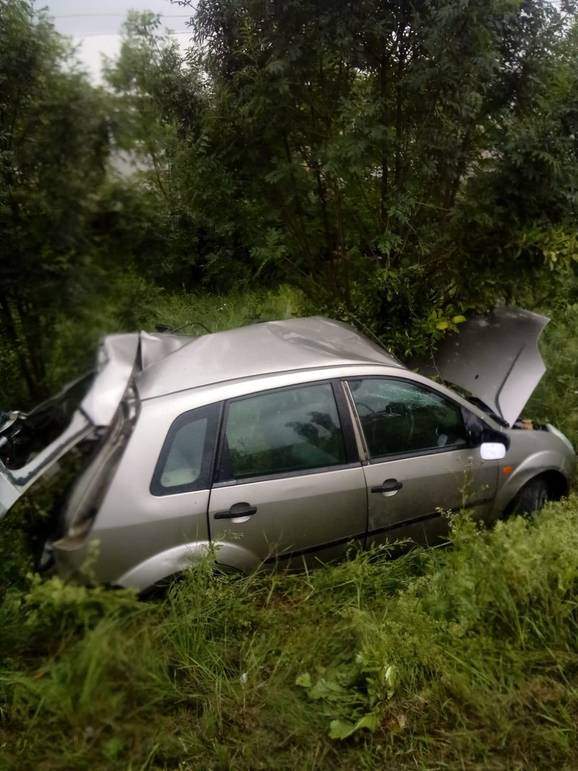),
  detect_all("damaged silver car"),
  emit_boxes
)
[1,309,574,592]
